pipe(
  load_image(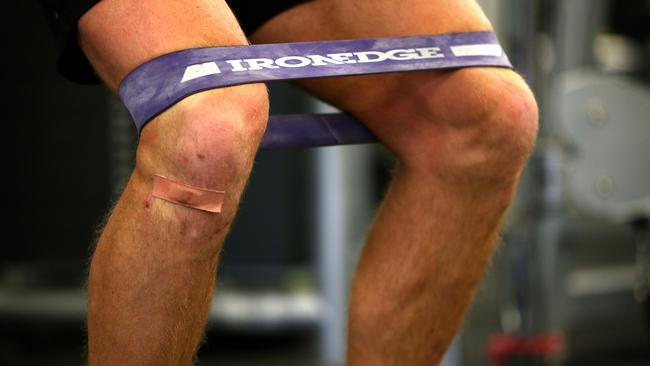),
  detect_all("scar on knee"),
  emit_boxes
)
[151,175,225,213]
